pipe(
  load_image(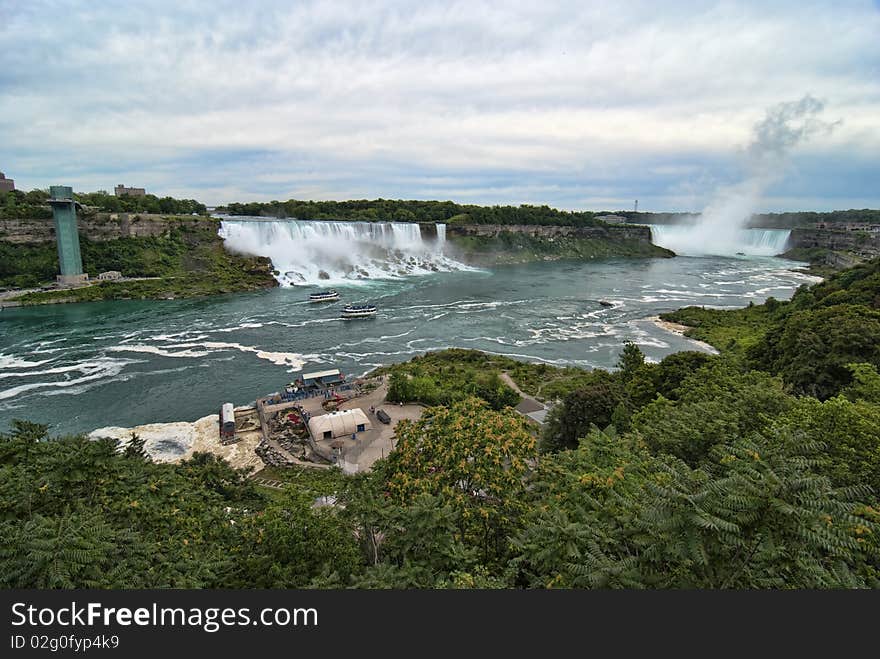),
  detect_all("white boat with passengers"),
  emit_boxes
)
[341,304,377,319]
[309,289,340,302]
